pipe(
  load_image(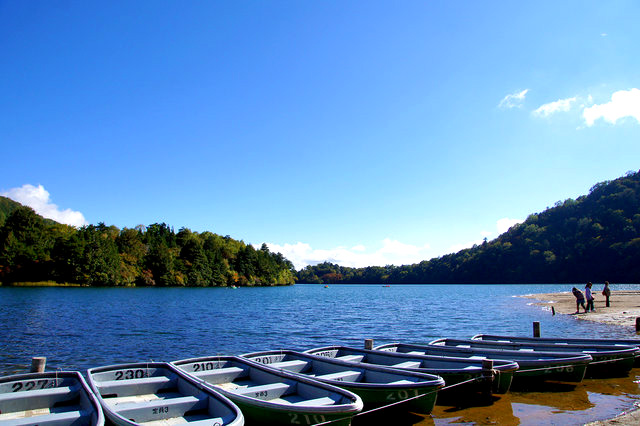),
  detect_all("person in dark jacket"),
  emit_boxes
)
[602,281,611,307]
[572,287,586,313]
